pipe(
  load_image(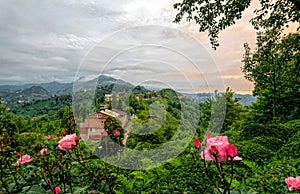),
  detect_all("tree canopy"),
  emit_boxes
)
[242,31,300,124]
[173,0,300,49]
